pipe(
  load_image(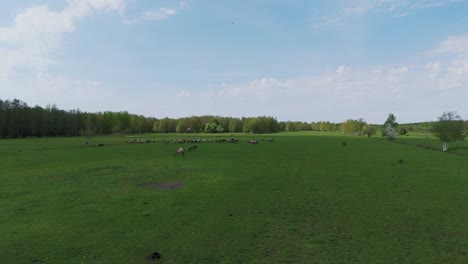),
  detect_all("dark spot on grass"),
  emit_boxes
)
[31,259,42,263]
[147,252,161,261]
[85,166,122,173]
[342,141,347,146]
[144,214,150,217]
[144,202,148,204]
[139,182,185,190]
[398,159,404,164]
[228,214,233,217]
